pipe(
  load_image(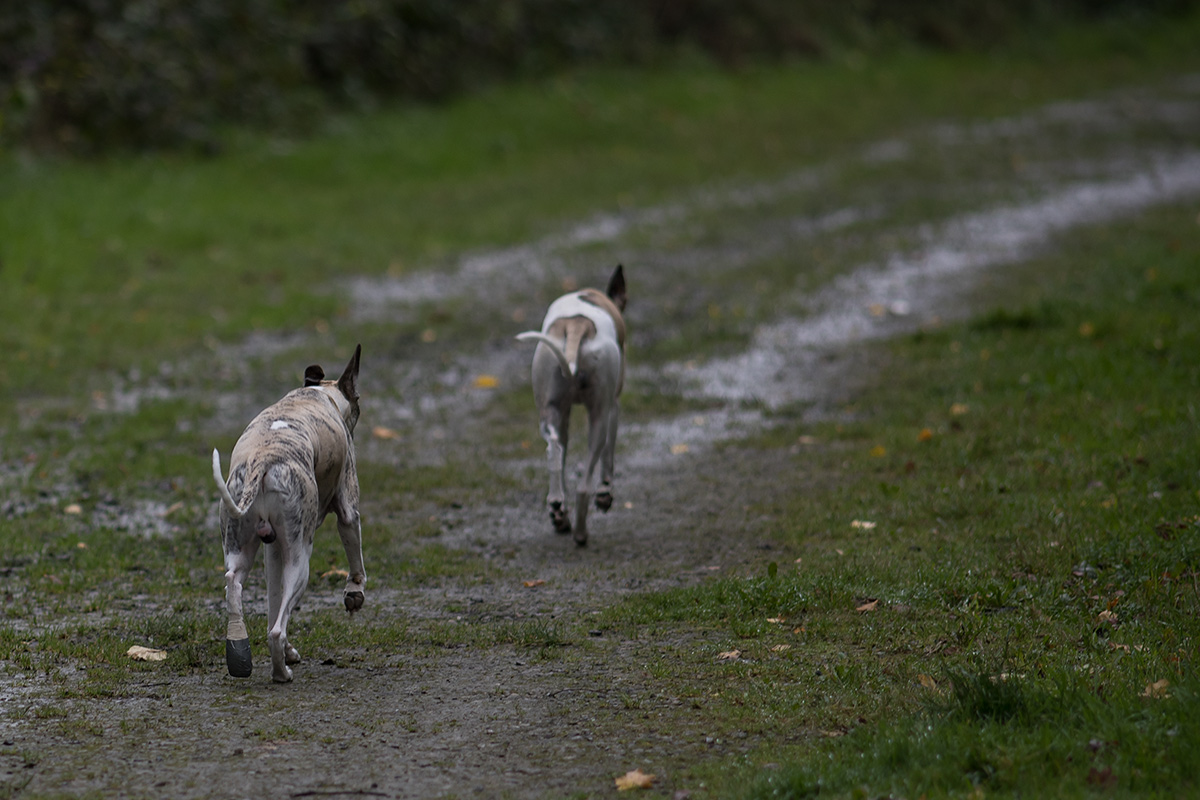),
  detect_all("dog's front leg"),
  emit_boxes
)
[335,499,366,613]
[223,531,260,678]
